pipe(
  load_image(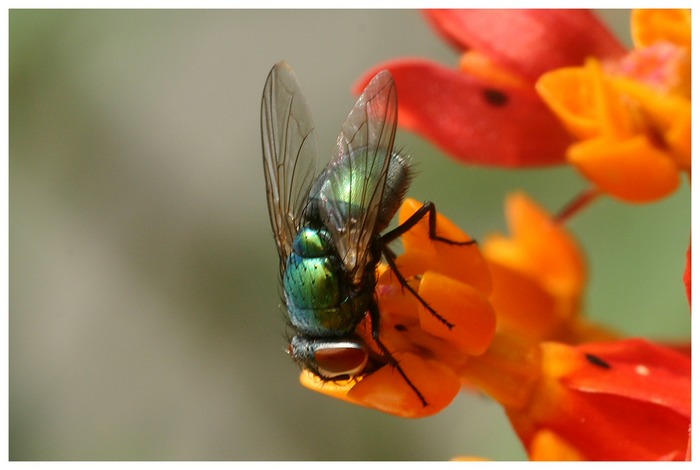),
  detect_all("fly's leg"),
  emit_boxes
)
[368,300,427,407]
[380,201,475,329]
[382,245,454,329]
[381,201,476,246]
